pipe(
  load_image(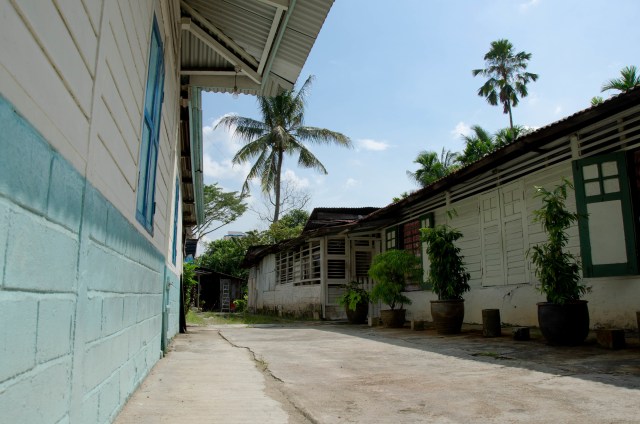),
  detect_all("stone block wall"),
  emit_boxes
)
[0,95,170,423]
